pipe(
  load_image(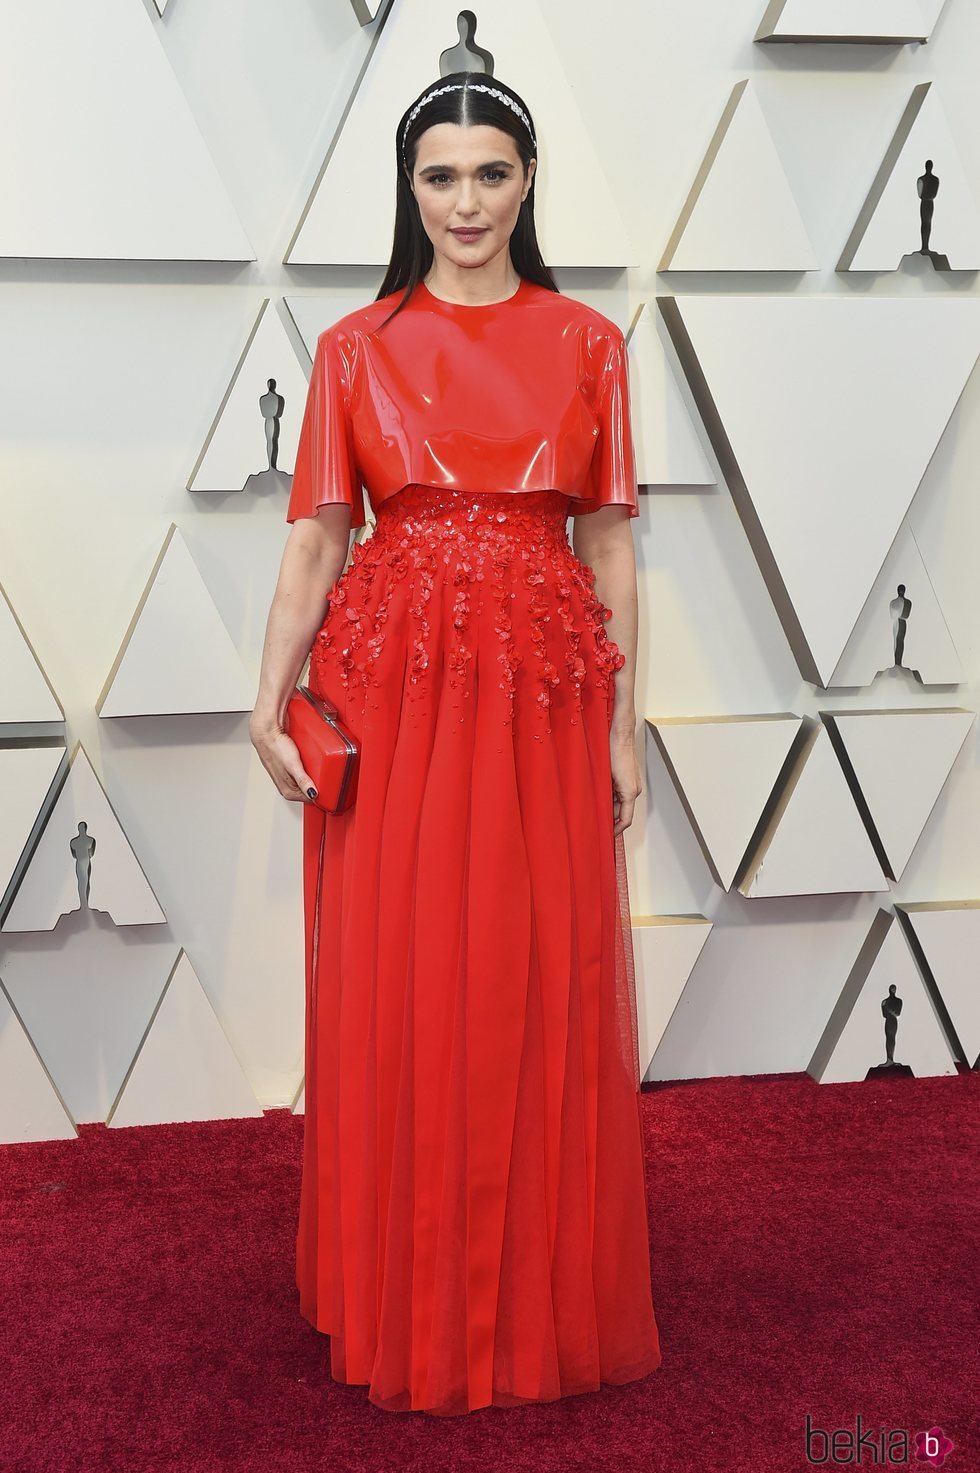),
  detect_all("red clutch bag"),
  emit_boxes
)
[284,684,360,814]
